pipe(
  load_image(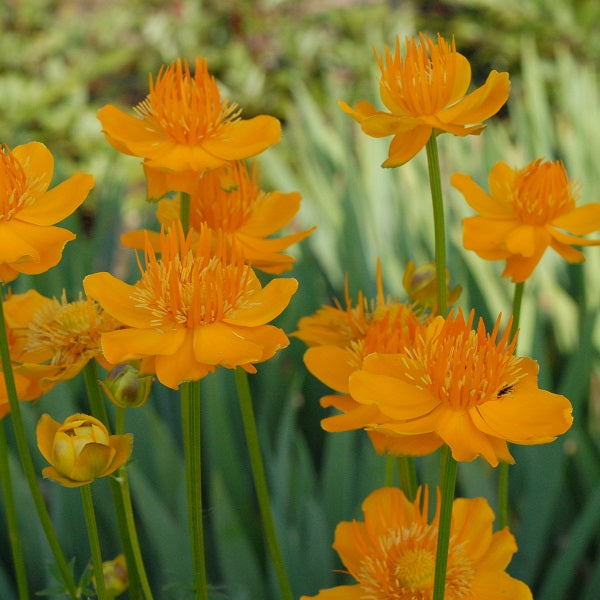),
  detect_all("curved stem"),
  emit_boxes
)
[234,367,294,600]
[0,289,78,598]
[0,422,29,599]
[433,445,458,600]
[397,456,417,502]
[181,381,208,600]
[498,281,525,530]
[425,134,447,317]
[80,484,106,600]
